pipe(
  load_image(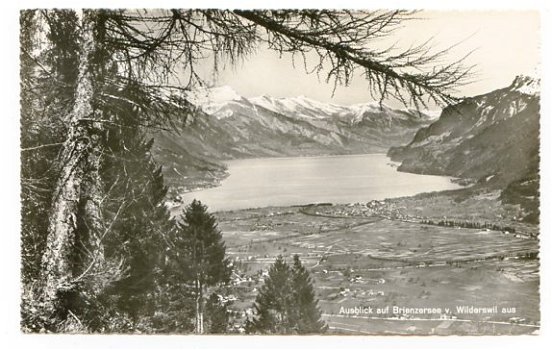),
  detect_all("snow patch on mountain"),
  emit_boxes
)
[197,85,438,124]
[201,85,242,103]
[187,85,244,118]
[289,95,346,116]
[510,75,540,96]
[249,94,346,119]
